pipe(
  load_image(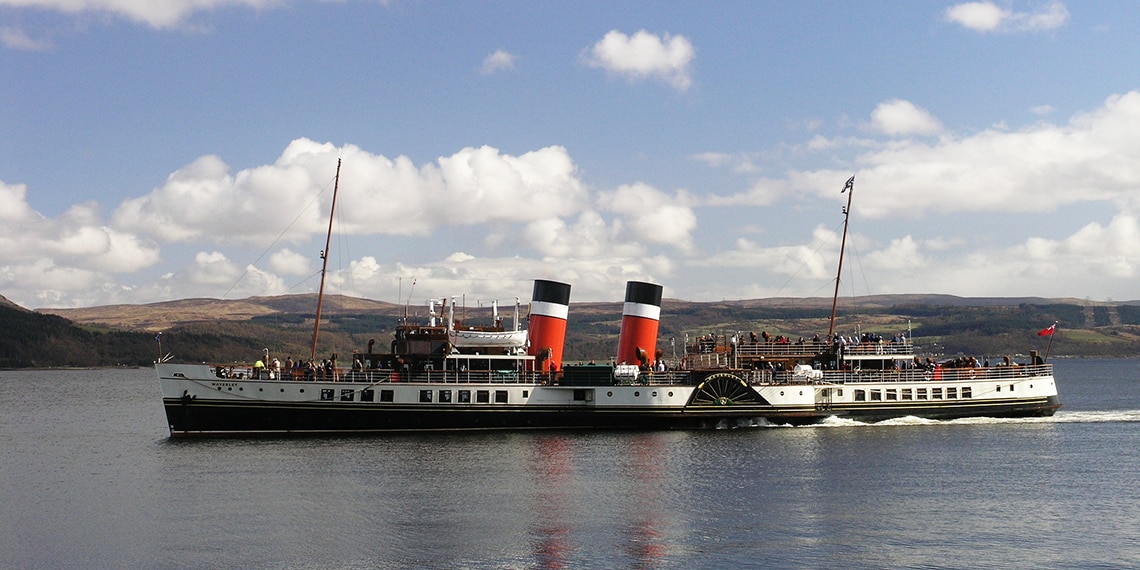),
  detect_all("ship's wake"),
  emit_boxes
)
[801,409,1140,428]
